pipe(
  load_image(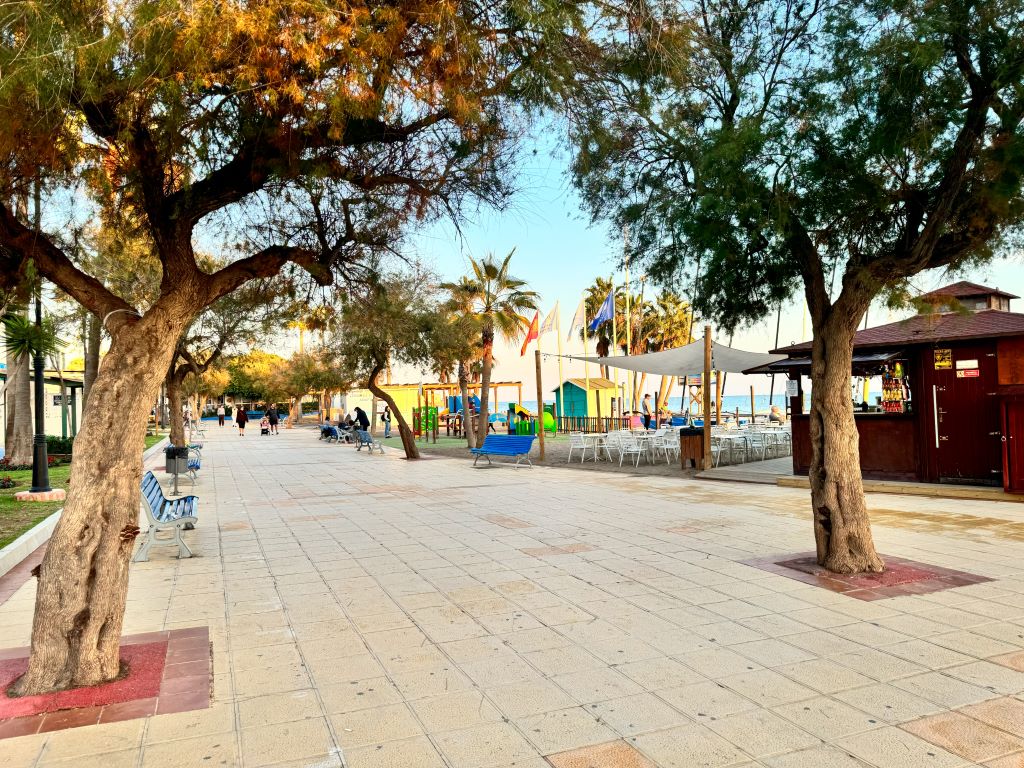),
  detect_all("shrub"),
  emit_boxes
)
[0,475,15,489]
[0,457,32,471]
[46,436,74,455]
